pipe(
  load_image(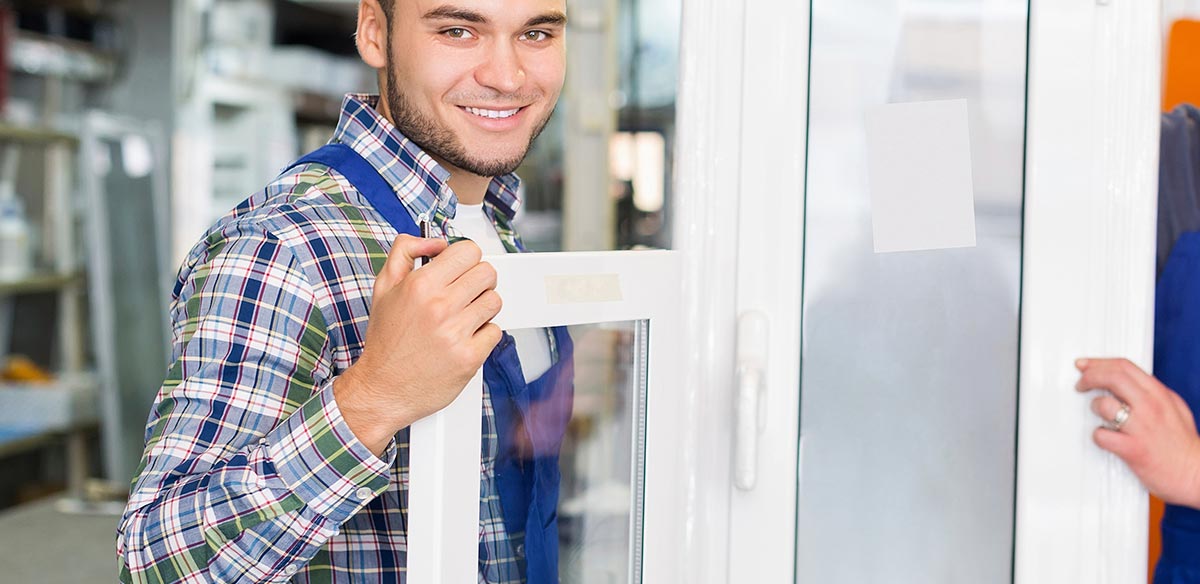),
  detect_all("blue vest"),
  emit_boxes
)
[290,144,572,583]
[1154,231,1200,584]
